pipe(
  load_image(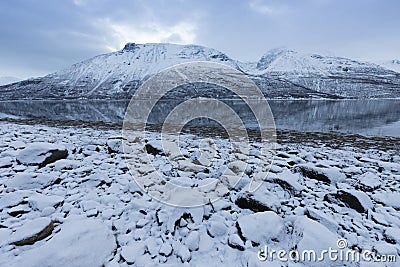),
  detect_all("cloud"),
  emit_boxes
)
[96,18,197,51]
[248,0,289,15]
